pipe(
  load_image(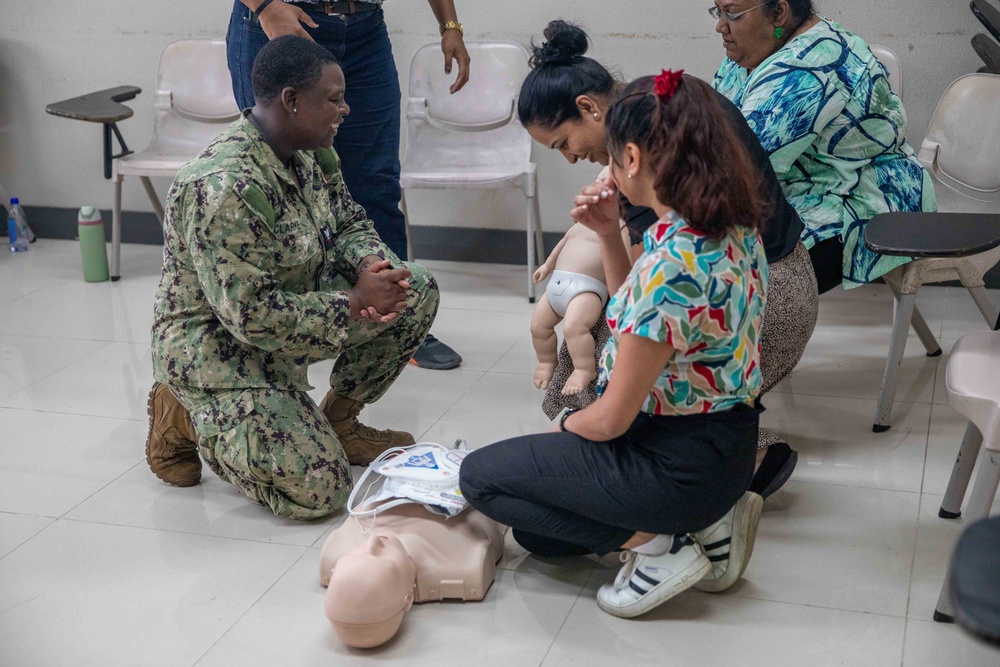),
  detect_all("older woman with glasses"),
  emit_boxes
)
[711,0,936,294]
